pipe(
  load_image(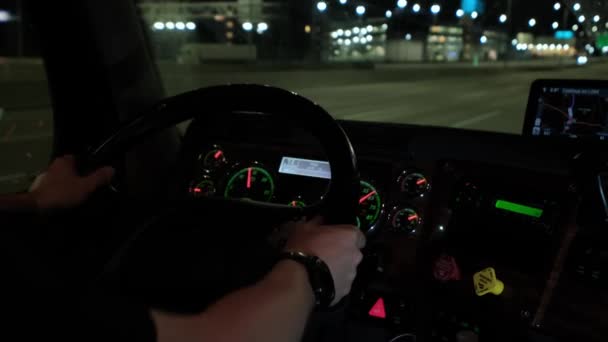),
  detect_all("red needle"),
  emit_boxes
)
[214,150,223,159]
[408,214,418,221]
[359,191,377,204]
[416,178,427,185]
[247,167,252,189]
[291,201,297,207]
